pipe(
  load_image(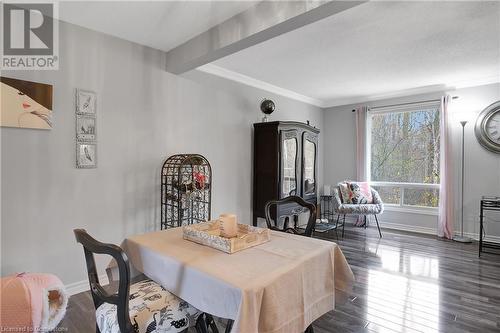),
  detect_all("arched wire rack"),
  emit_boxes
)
[161,154,212,229]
